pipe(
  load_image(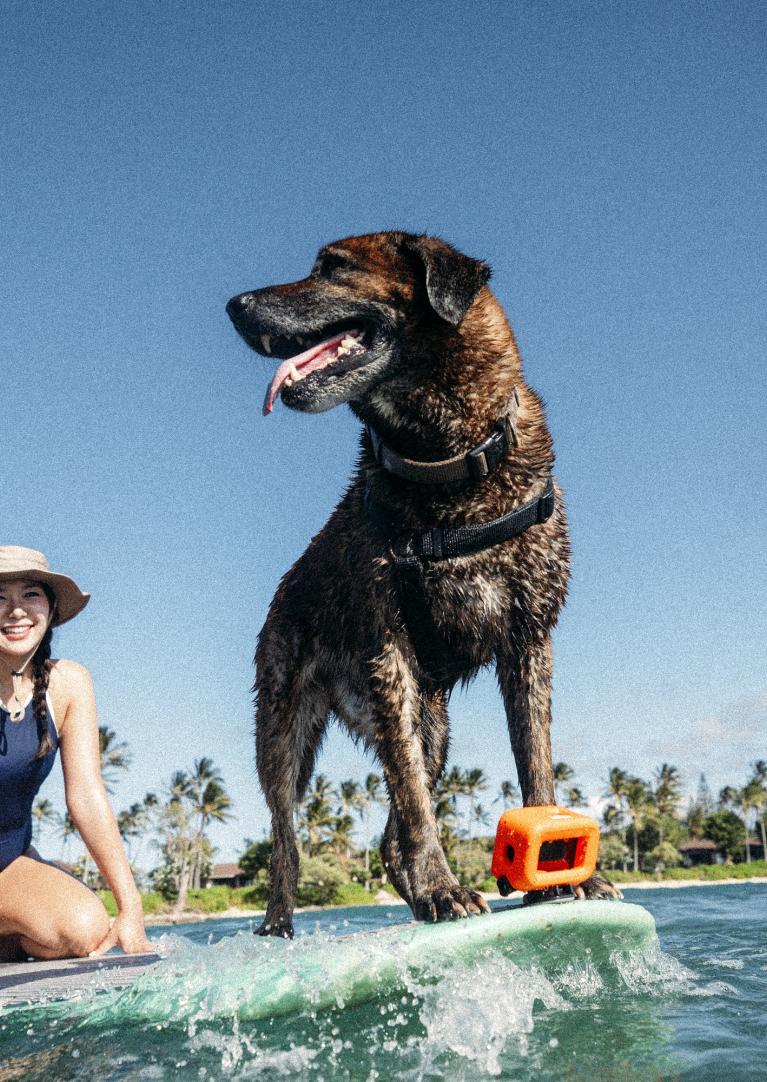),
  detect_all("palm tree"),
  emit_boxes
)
[337,780,363,859]
[606,767,629,806]
[470,802,491,835]
[719,785,738,810]
[57,810,78,862]
[602,803,628,871]
[117,802,146,862]
[98,726,132,794]
[192,780,234,885]
[130,791,158,869]
[624,777,652,872]
[736,781,763,863]
[327,812,355,858]
[298,774,335,855]
[749,761,767,860]
[565,786,587,808]
[355,773,384,883]
[184,760,233,887]
[438,765,468,829]
[31,798,56,844]
[604,768,631,869]
[552,762,574,804]
[653,763,682,844]
[463,768,488,840]
[493,780,519,809]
